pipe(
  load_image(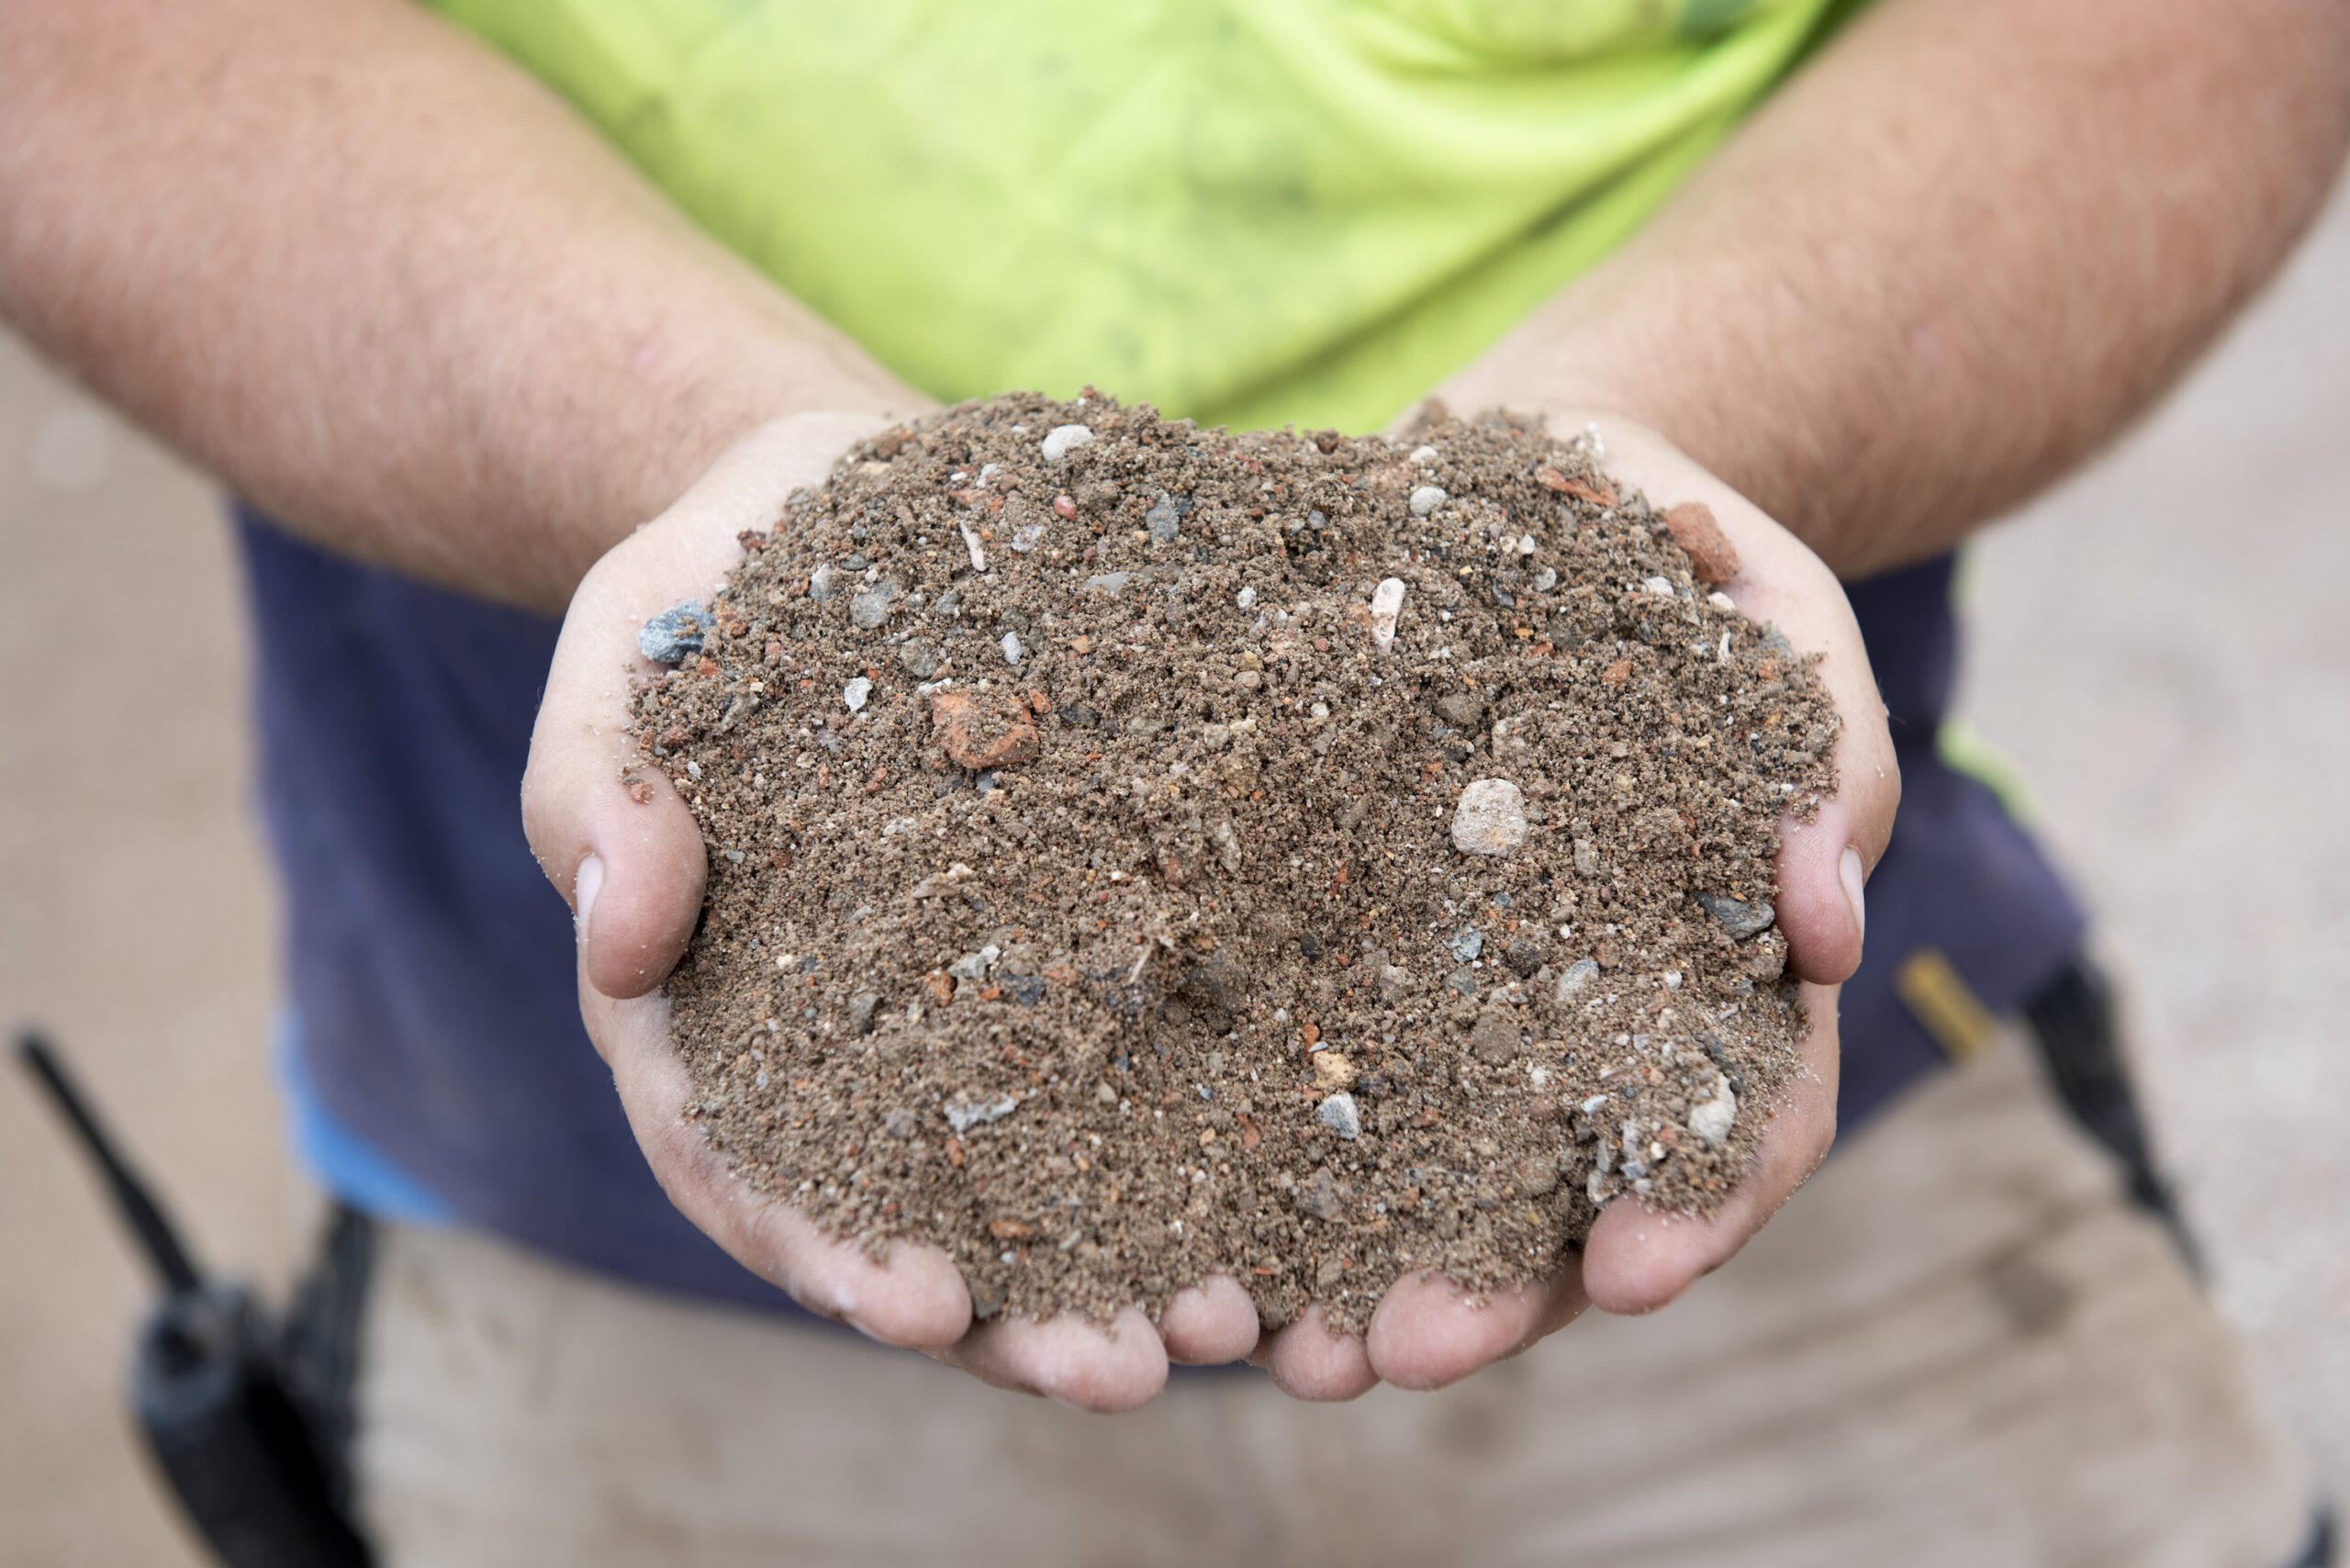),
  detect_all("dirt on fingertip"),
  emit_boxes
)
[630,391,1838,1334]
